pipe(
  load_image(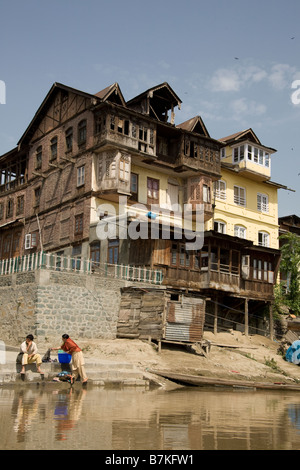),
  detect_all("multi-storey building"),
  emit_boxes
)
[0,81,283,340]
